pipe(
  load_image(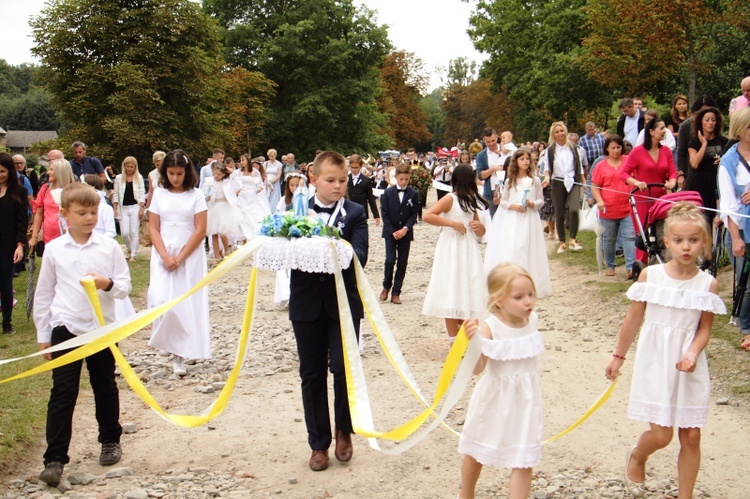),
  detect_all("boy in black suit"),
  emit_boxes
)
[346,154,380,225]
[379,162,419,305]
[289,151,368,472]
